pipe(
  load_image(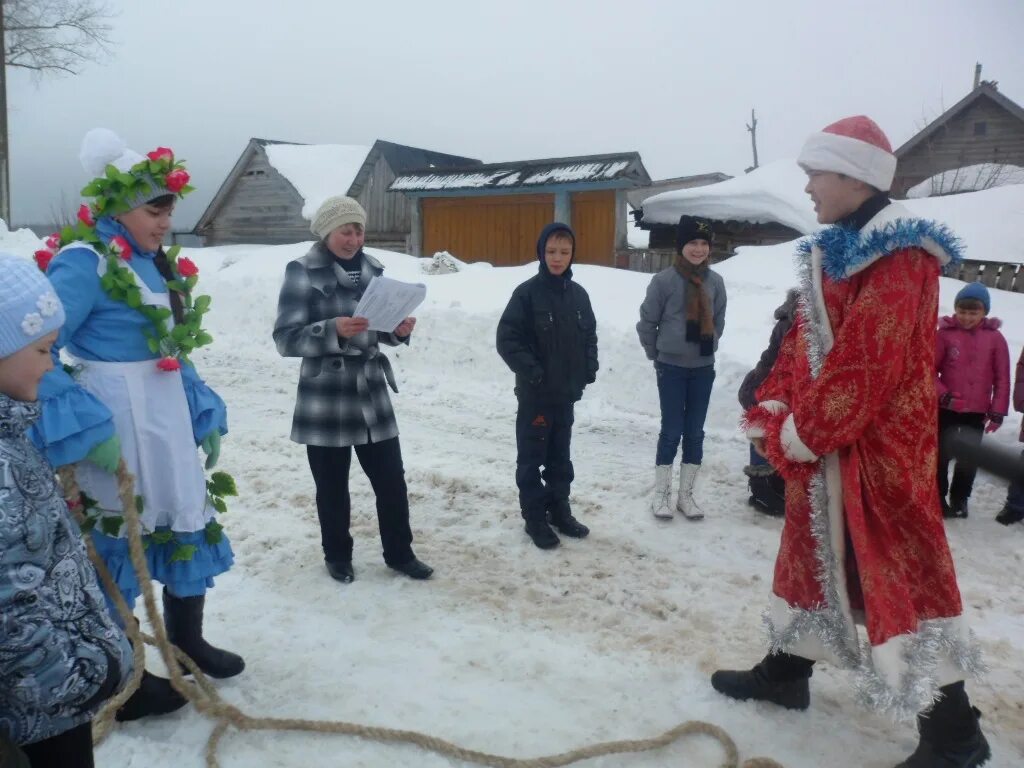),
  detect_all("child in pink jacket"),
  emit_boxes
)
[936,282,1010,518]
